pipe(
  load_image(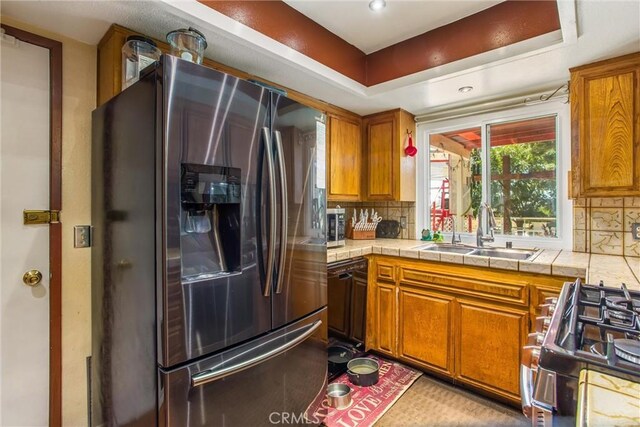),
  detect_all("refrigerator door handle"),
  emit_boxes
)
[190,320,322,387]
[263,126,277,297]
[274,130,287,295]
